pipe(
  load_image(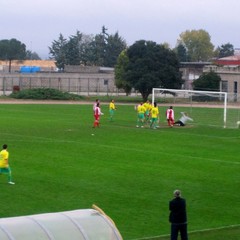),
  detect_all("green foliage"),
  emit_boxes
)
[89,30,106,66]
[65,31,83,65]
[49,34,68,70]
[174,43,188,62]
[0,38,27,72]
[0,104,239,240]
[0,38,26,61]
[115,50,132,95]
[49,26,127,69]
[9,88,83,100]
[123,40,182,101]
[104,31,127,67]
[216,43,234,58]
[25,50,41,60]
[179,29,214,61]
[193,71,221,91]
